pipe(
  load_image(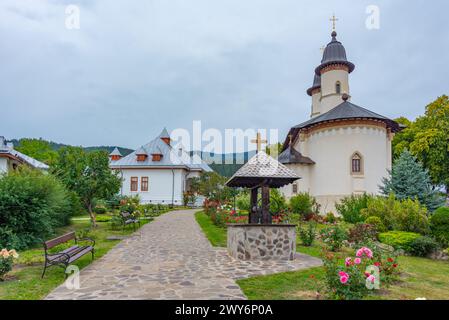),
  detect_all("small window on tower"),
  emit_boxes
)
[336,82,341,94]
[351,152,363,175]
